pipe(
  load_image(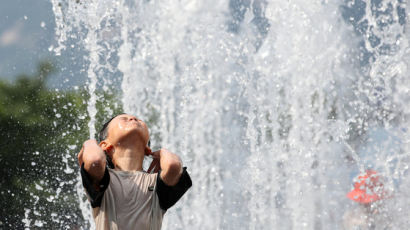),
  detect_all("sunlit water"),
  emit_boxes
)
[50,0,410,229]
